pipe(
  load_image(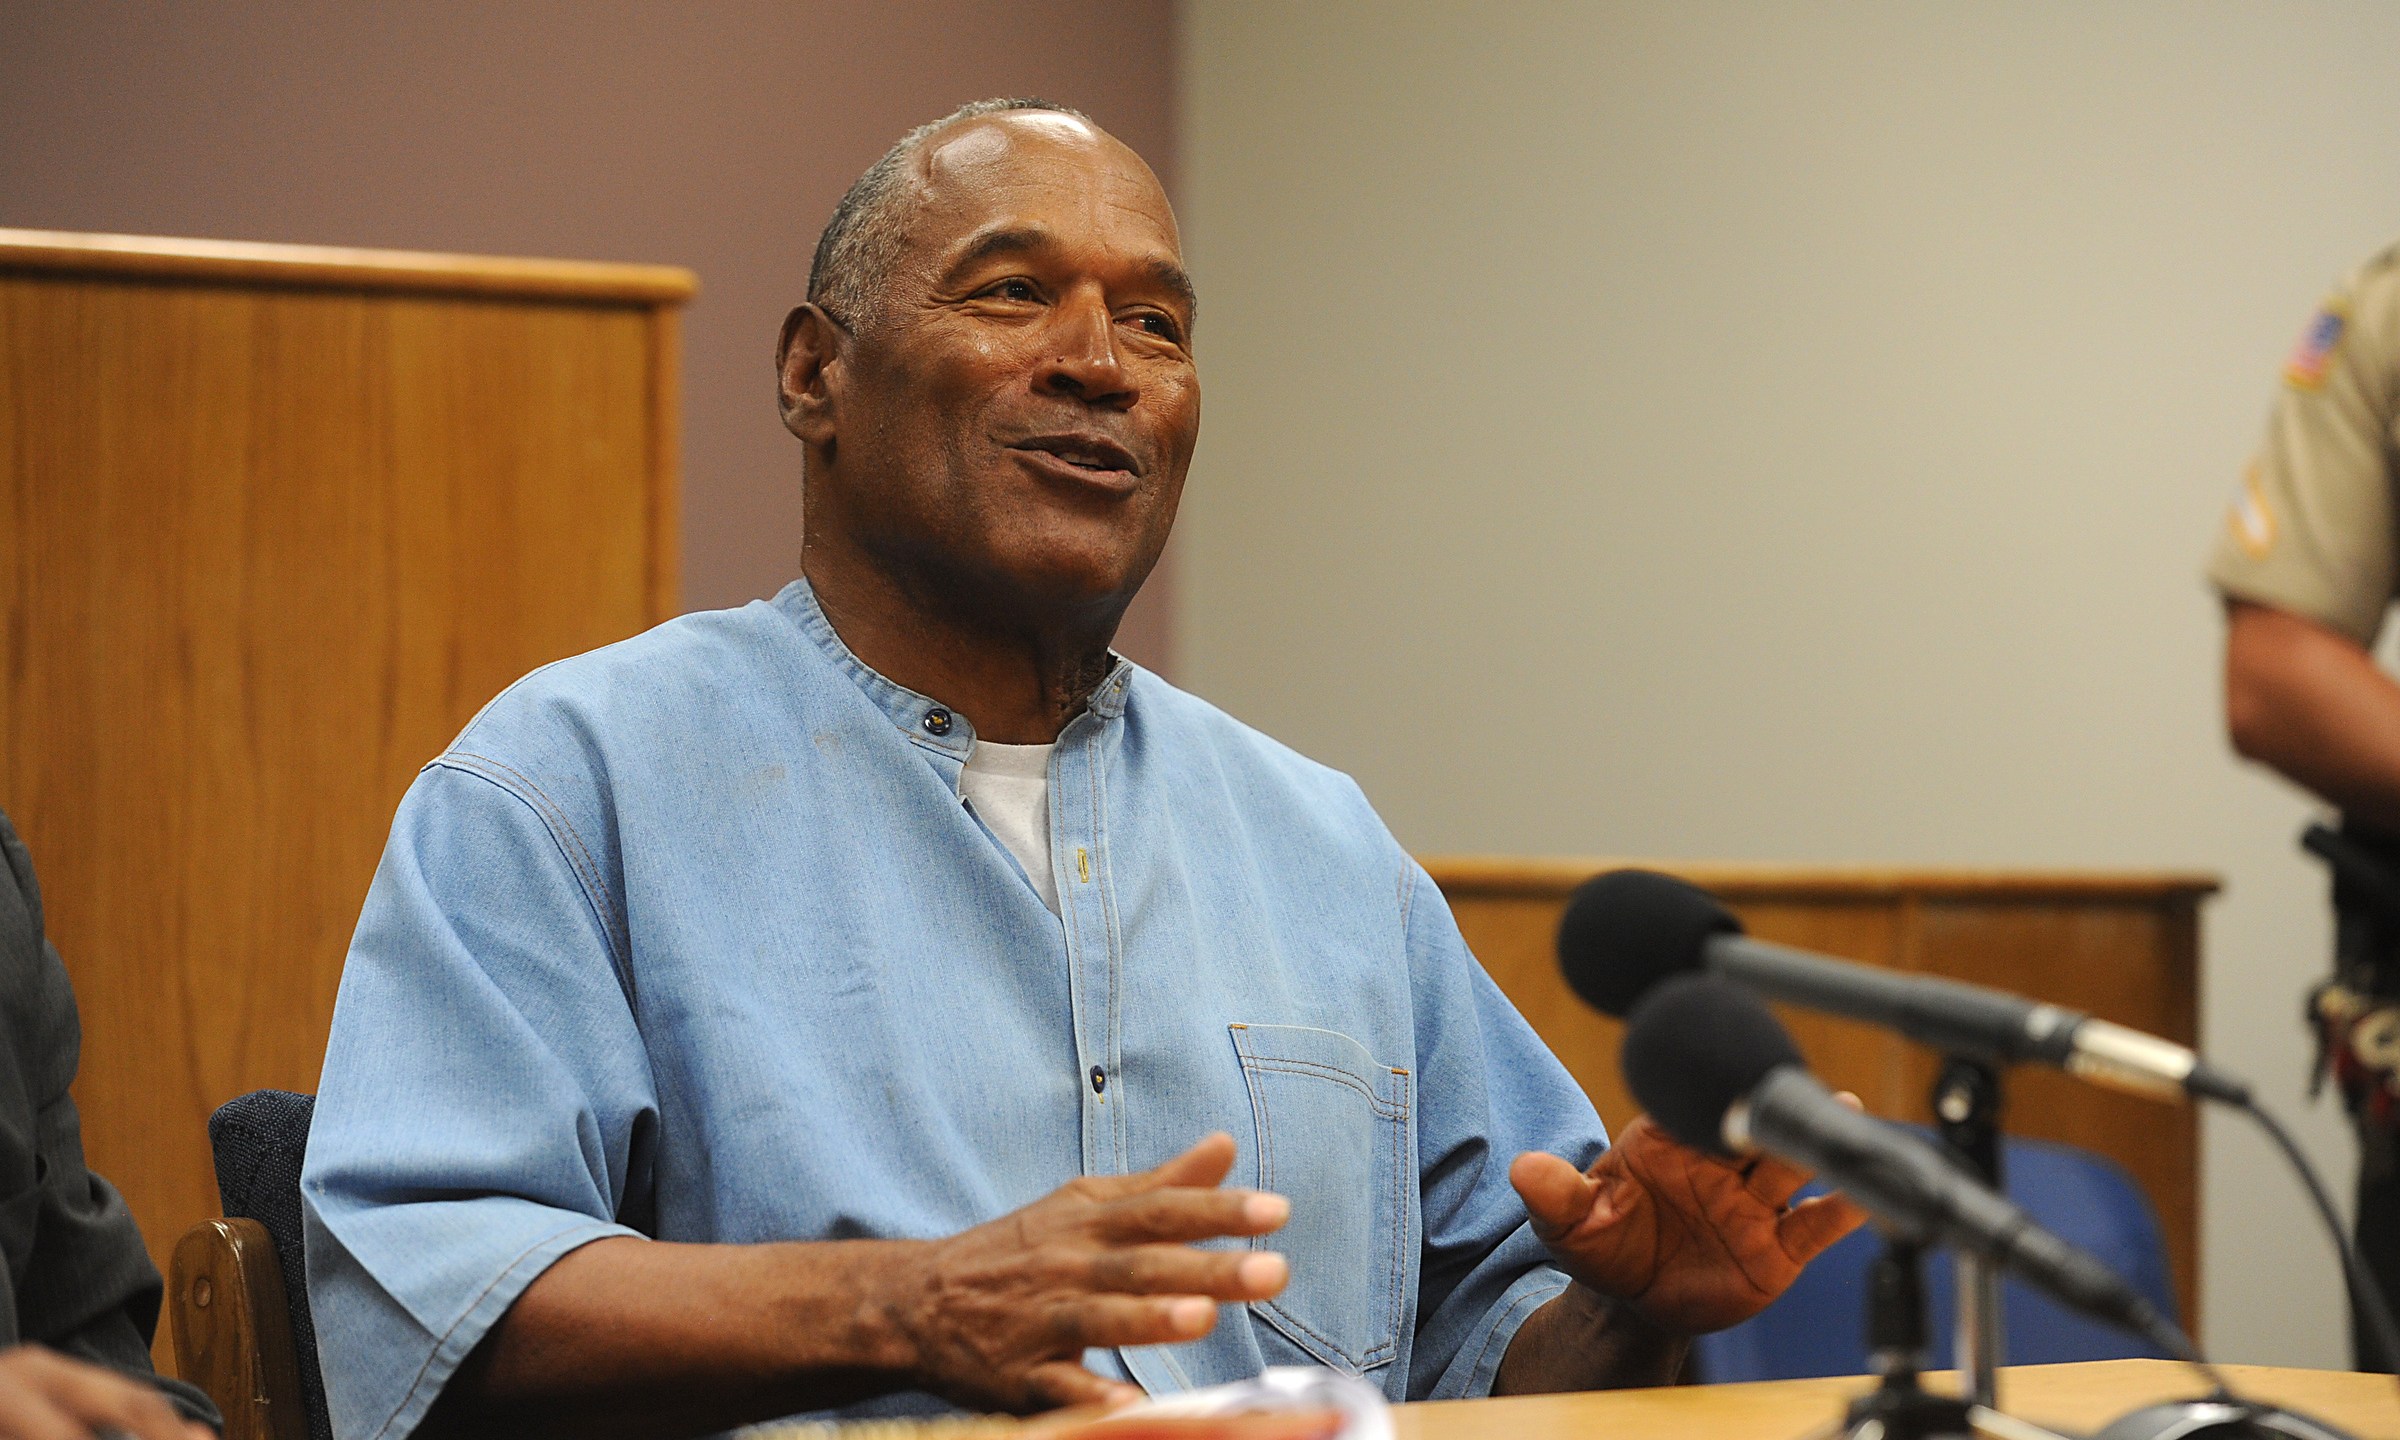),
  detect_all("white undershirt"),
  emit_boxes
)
[959,740,1060,914]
